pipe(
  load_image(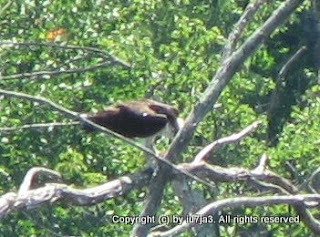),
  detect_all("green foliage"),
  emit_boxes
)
[0,0,317,236]
[270,85,320,174]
